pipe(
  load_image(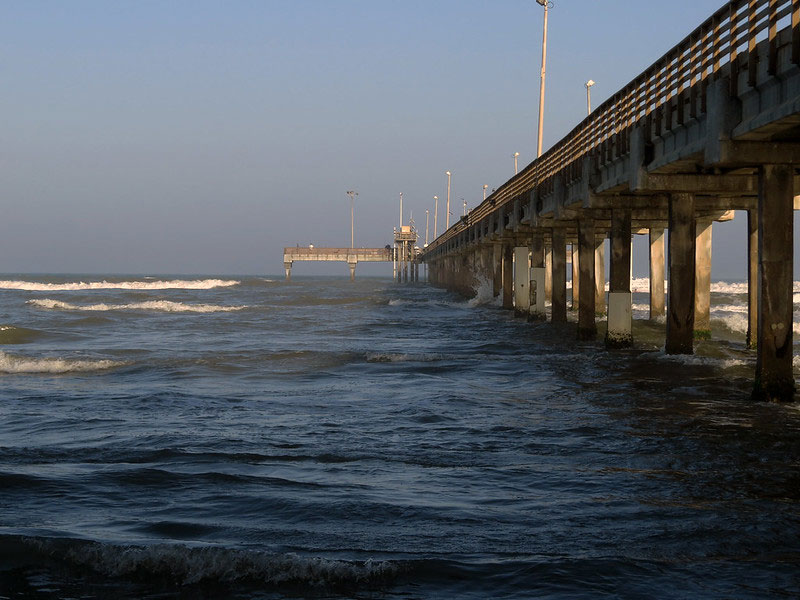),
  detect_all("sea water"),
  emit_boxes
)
[0,274,799,599]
